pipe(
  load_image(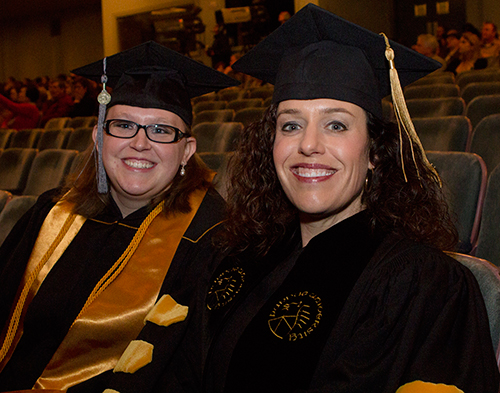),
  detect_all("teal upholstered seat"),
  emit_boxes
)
[9,128,43,148]
[193,101,227,114]
[475,164,500,267]
[465,94,500,129]
[193,122,243,153]
[407,97,465,118]
[233,107,266,127]
[470,114,500,173]
[413,116,471,152]
[446,251,500,367]
[192,110,235,126]
[65,127,94,152]
[22,149,78,196]
[461,81,500,105]
[0,195,38,247]
[404,83,460,99]
[36,128,73,150]
[427,151,487,253]
[0,148,38,194]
